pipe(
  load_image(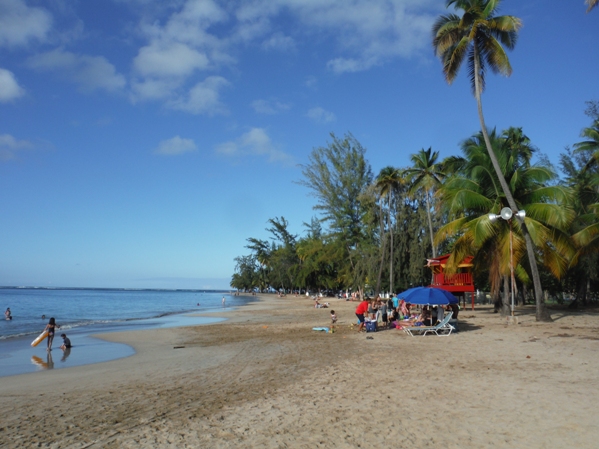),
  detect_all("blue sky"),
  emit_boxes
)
[0,0,597,289]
